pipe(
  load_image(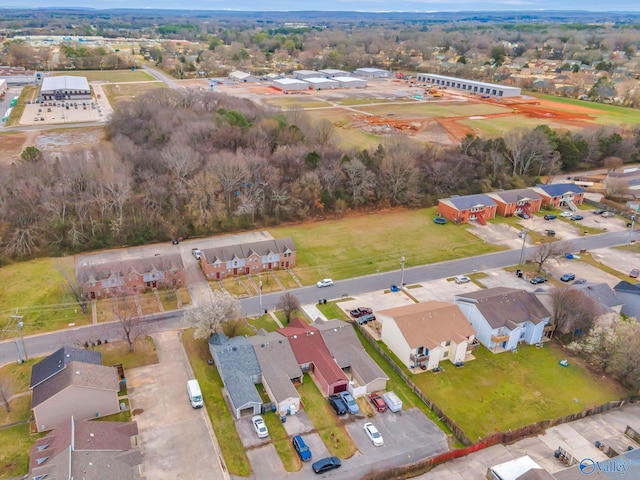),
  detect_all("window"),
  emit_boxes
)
[33,475,48,480]
[445,340,451,346]
[37,444,49,451]
[417,346,424,354]
[443,351,449,358]
[36,456,49,465]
